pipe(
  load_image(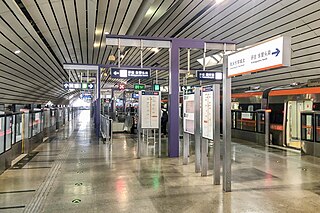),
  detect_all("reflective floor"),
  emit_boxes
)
[1,110,320,212]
